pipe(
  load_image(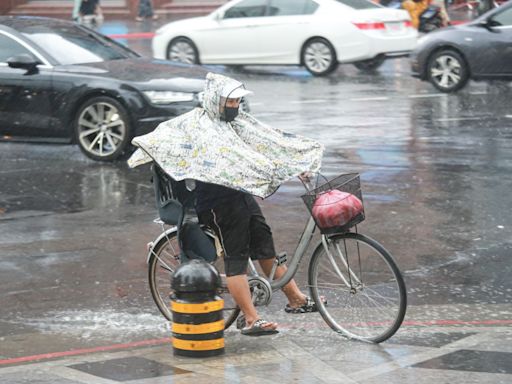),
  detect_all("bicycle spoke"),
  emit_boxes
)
[310,233,405,342]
